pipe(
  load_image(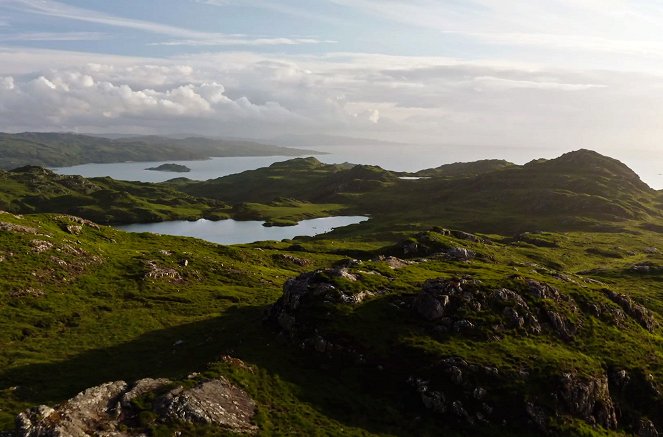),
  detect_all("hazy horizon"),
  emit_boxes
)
[1,1,663,161]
